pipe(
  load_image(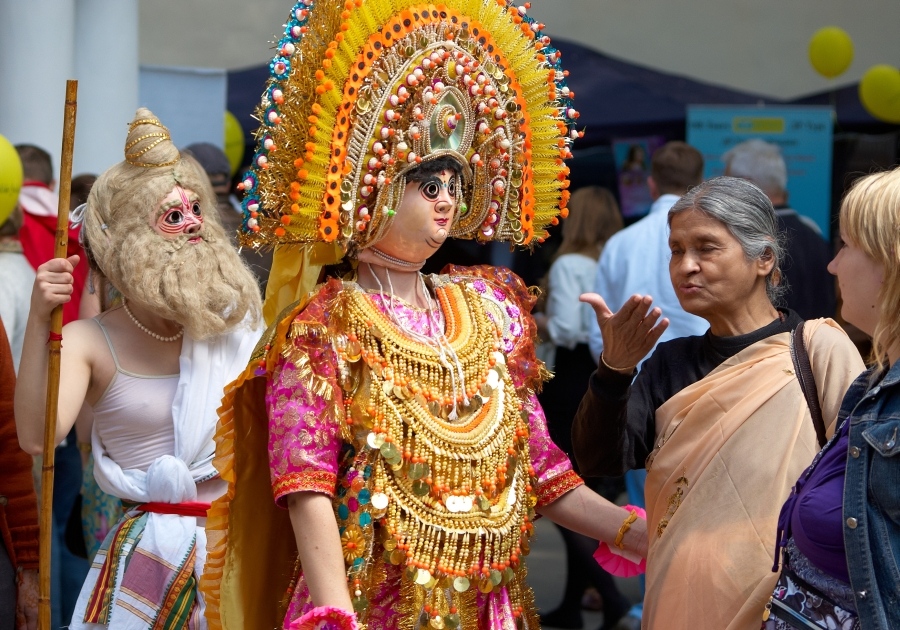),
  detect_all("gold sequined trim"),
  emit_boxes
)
[124,117,179,167]
[282,321,334,406]
[535,469,583,508]
[273,470,337,502]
